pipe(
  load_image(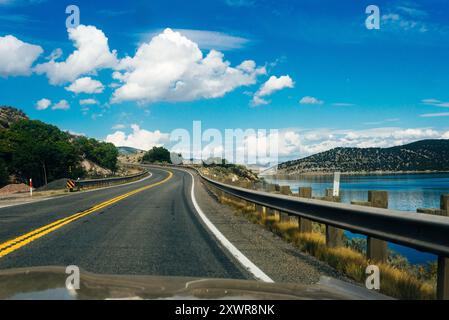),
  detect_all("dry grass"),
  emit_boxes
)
[215,191,437,300]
